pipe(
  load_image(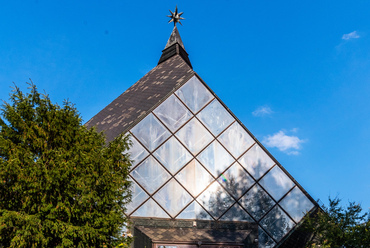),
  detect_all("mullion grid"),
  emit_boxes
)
[127,91,301,247]
[128,92,216,219]
[240,163,299,244]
